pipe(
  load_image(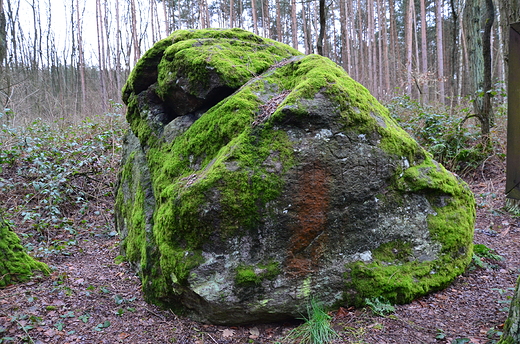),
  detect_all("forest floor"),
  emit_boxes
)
[0,120,518,343]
